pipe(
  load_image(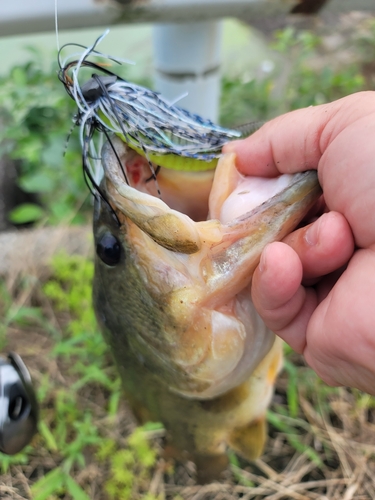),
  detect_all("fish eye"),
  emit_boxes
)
[96,232,122,266]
